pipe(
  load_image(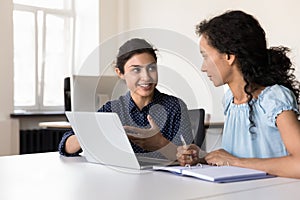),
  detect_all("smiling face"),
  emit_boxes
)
[115,52,158,103]
[199,36,234,87]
